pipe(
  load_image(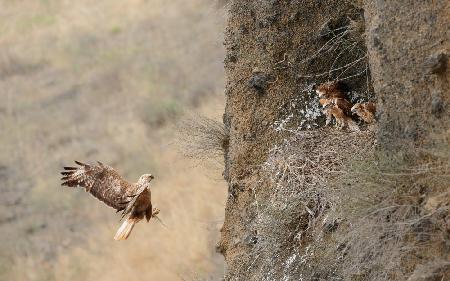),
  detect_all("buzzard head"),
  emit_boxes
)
[315,81,336,98]
[315,87,326,98]
[137,174,154,186]
[316,81,347,98]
